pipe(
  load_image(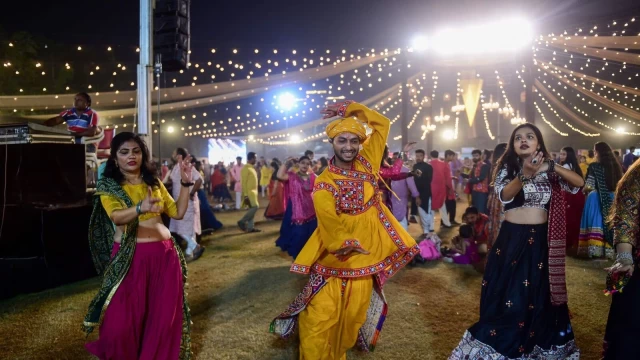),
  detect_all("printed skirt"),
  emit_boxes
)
[450,221,580,359]
[578,191,614,259]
